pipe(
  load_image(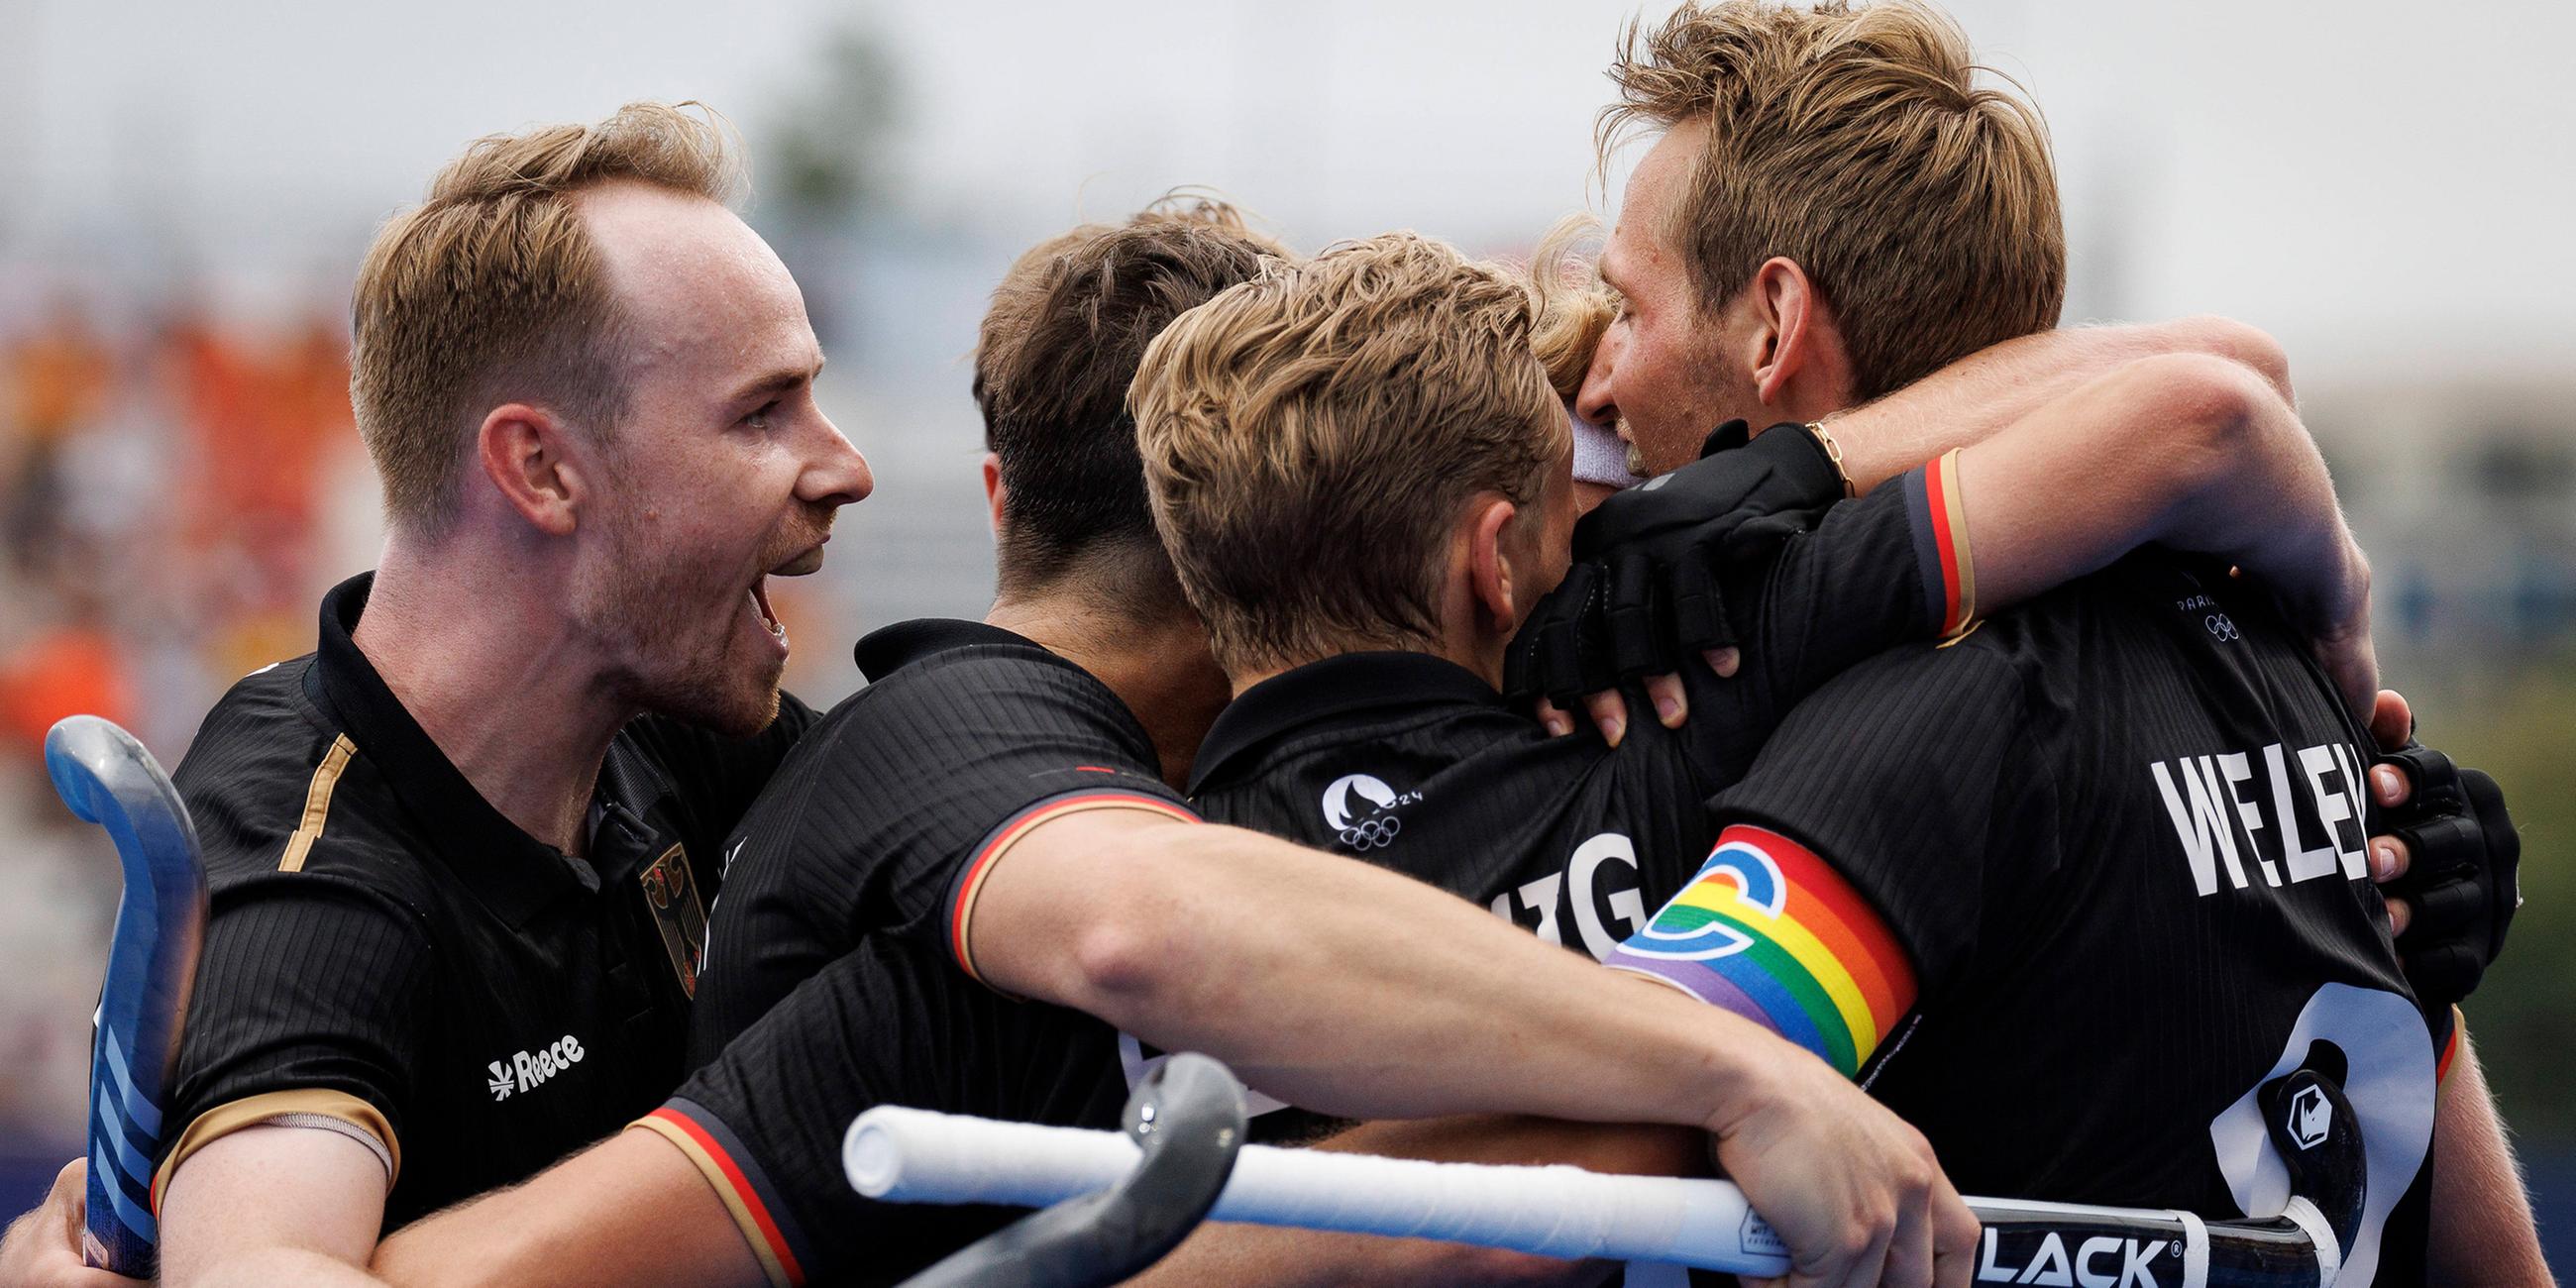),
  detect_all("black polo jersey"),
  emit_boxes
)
[659,618,1192,1285]
[1187,444,1961,963]
[687,618,1195,1062]
[646,939,1129,1287]
[1613,554,2445,1286]
[157,573,812,1231]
